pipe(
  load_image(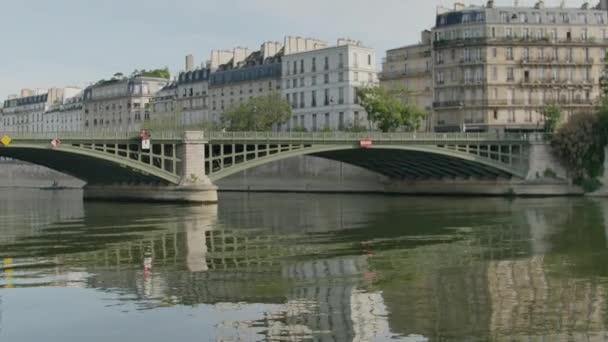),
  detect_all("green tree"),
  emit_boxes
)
[552,112,604,182]
[541,104,562,133]
[221,92,292,131]
[131,67,171,79]
[356,86,426,132]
